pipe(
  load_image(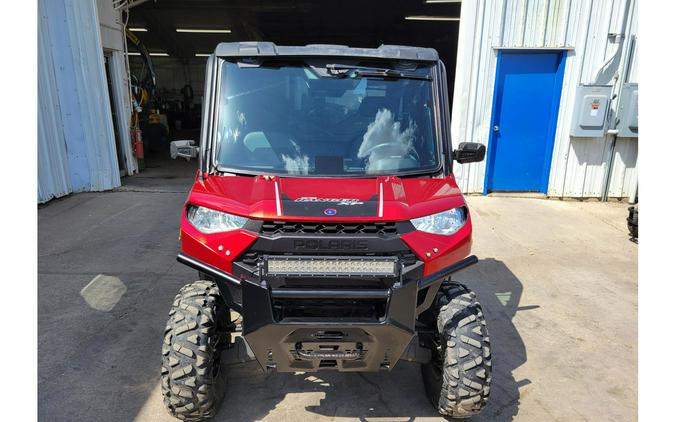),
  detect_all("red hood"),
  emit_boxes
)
[188,174,466,221]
